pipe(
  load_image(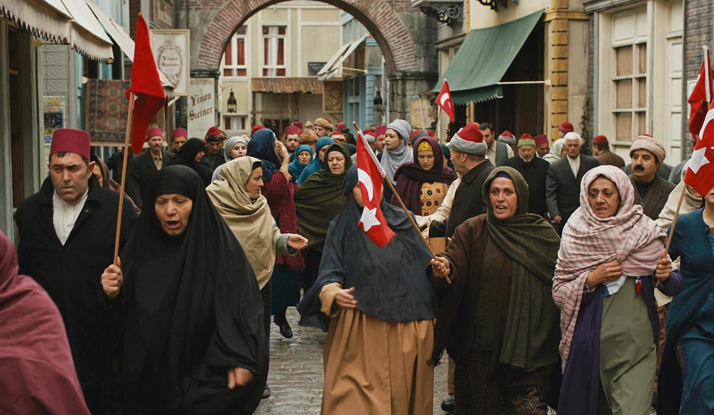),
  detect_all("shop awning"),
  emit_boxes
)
[318,35,367,81]
[433,9,543,104]
[252,78,323,94]
[86,0,172,87]
[0,0,113,61]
